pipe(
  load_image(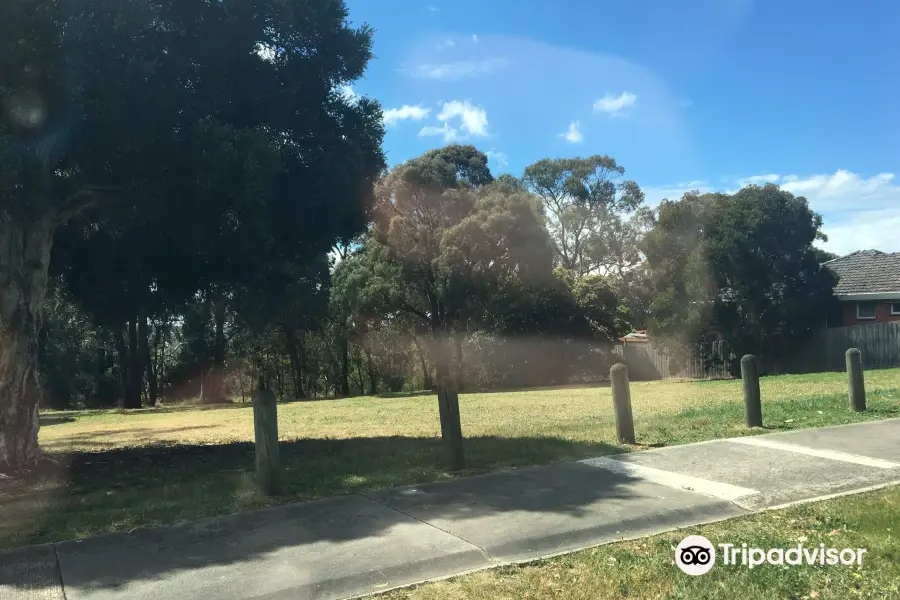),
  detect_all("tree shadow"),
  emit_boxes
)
[39,426,224,453]
[43,403,255,420]
[38,415,75,426]
[1,435,645,593]
[630,441,666,449]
